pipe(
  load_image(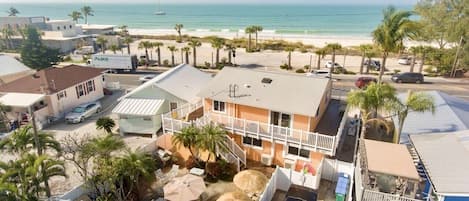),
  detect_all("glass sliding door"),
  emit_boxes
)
[270,111,291,135]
